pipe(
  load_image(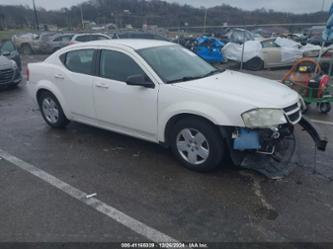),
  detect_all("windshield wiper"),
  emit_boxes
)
[167,76,203,84]
[201,68,224,78]
[166,69,224,84]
